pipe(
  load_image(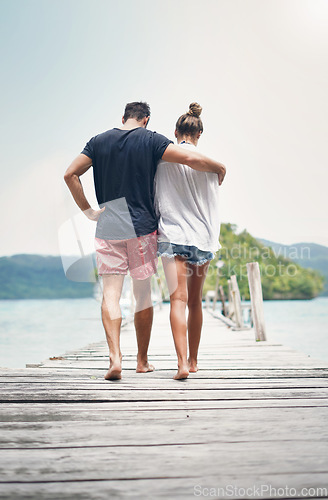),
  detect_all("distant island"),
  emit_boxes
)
[0,254,94,300]
[0,223,325,300]
[203,224,325,300]
[258,238,328,297]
